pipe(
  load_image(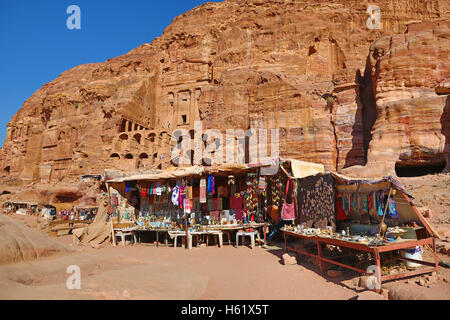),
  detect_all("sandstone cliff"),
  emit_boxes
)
[1,0,449,189]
